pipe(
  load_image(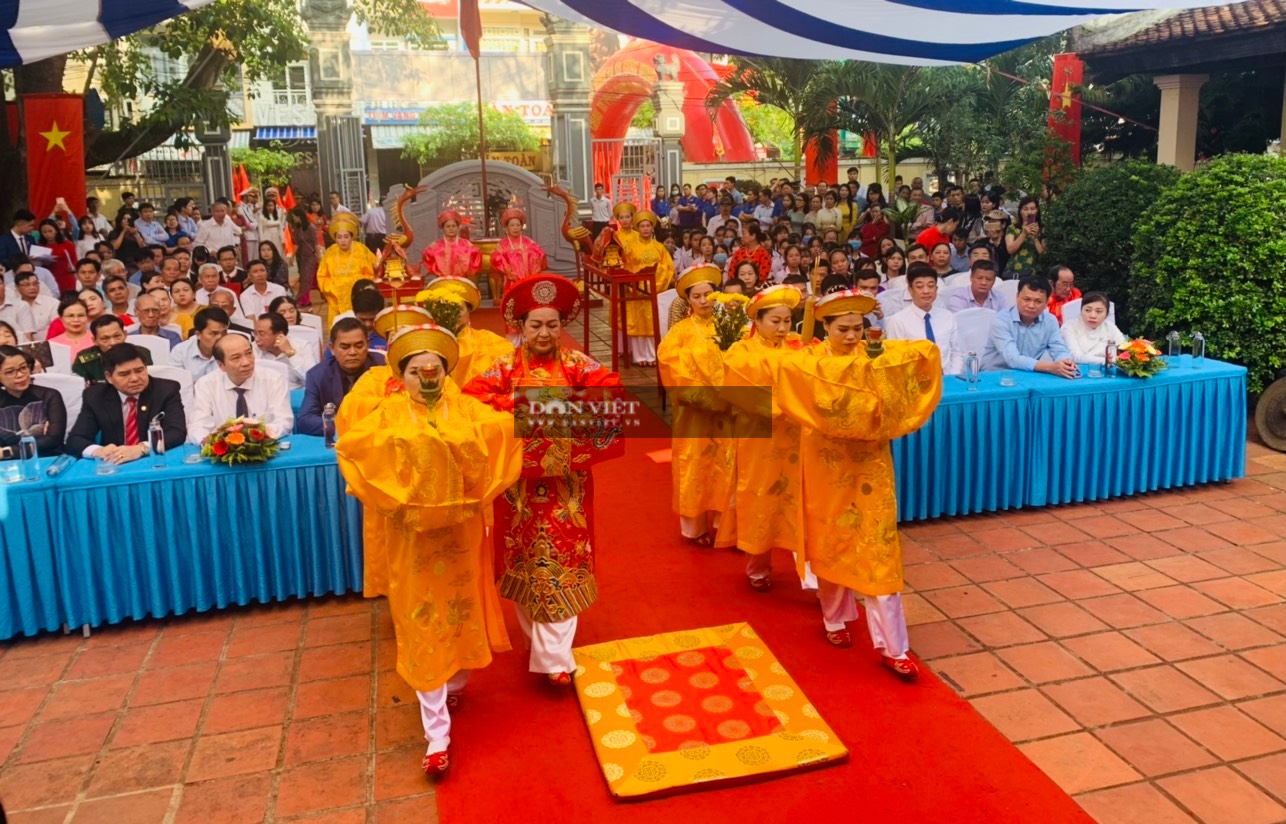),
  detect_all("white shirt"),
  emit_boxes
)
[254,338,317,389]
[239,282,288,318]
[13,294,59,341]
[590,195,613,222]
[88,213,112,236]
[168,337,220,379]
[195,286,237,307]
[1060,317,1127,365]
[885,304,964,375]
[238,203,260,238]
[189,368,293,444]
[194,217,242,250]
[361,207,388,234]
[706,214,736,236]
